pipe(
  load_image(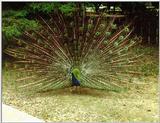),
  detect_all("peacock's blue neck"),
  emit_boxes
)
[71,73,80,86]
